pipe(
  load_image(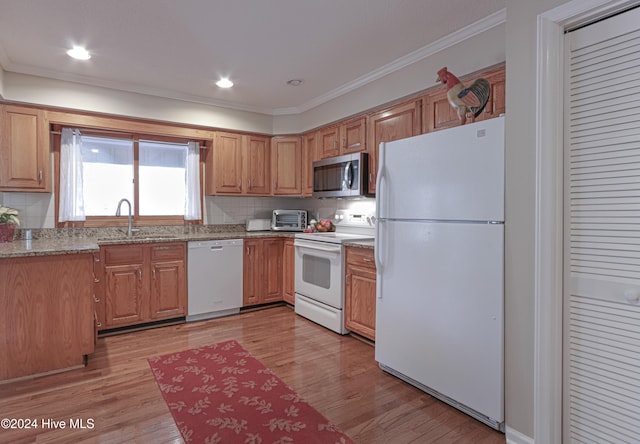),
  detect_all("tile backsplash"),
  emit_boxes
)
[1,192,56,228]
[1,191,375,229]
